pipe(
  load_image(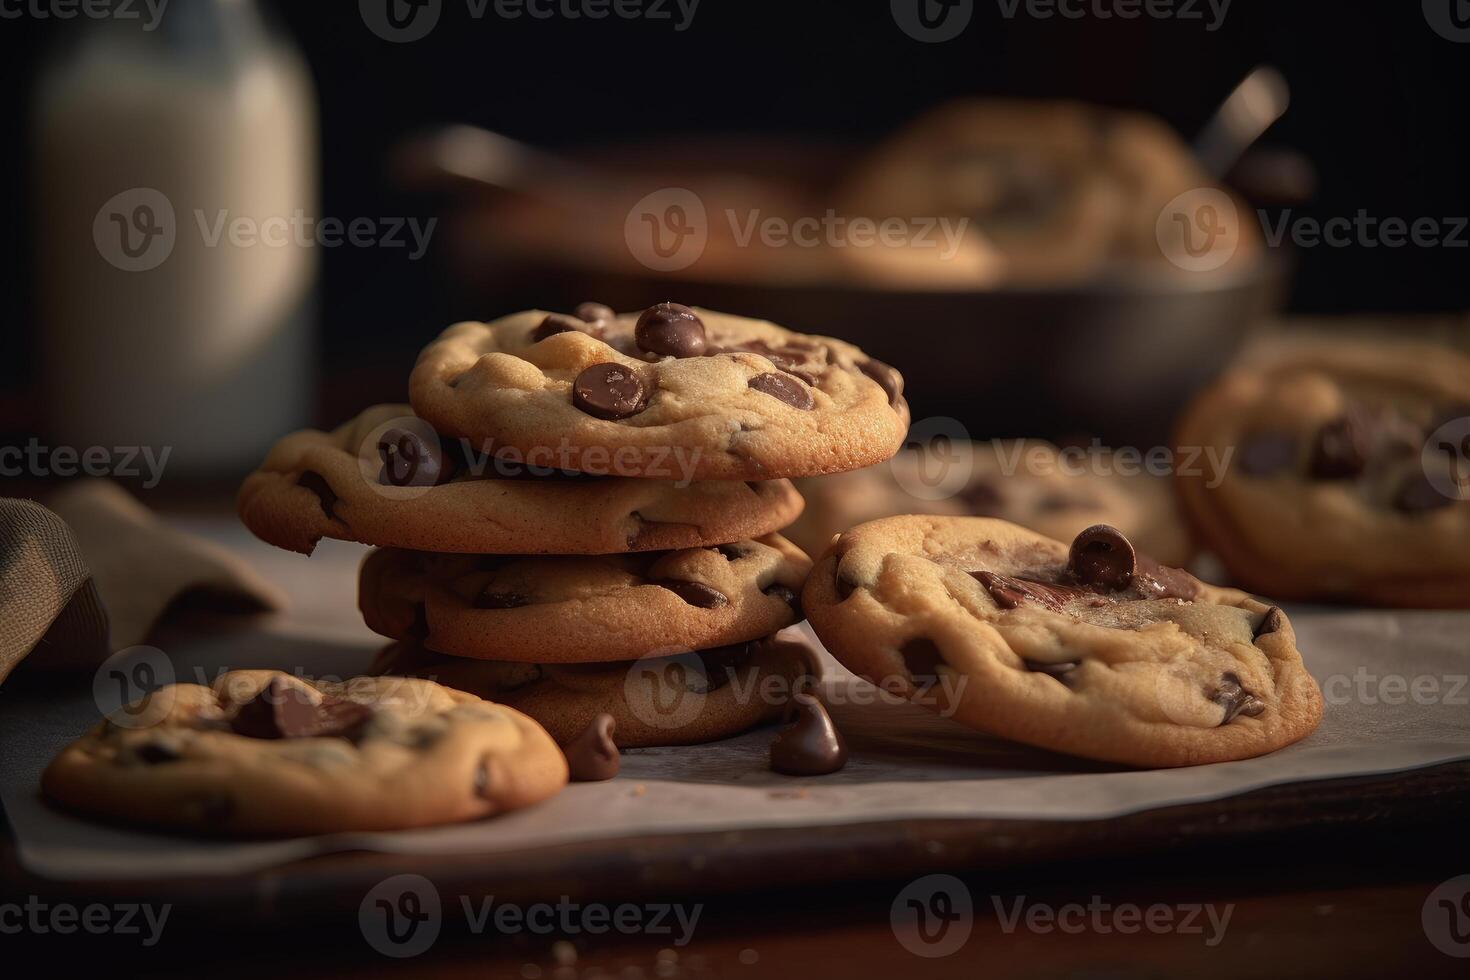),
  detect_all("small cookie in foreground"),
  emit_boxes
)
[359,534,812,663]
[372,635,819,748]
[408,304,908,480]
[786,439,1192,566]
[42,671,567,835]
[804,516,1322,768]
[1175,339,1470,606]
[238,404,803,556]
